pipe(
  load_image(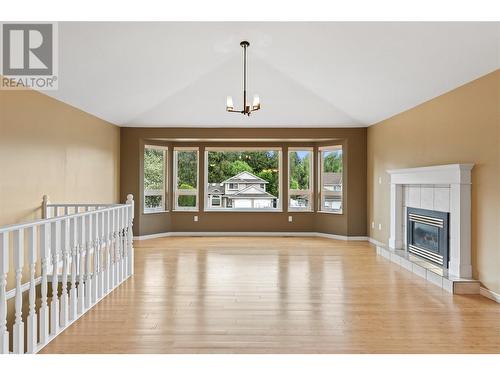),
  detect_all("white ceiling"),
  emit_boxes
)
[46,22,500,127]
